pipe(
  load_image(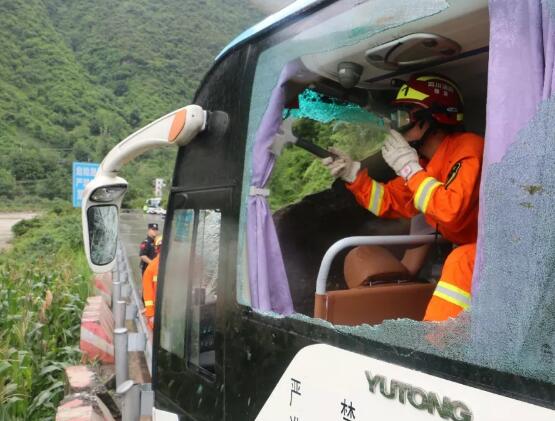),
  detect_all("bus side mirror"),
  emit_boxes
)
[81,104,207,272]
[81,175,127,272]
